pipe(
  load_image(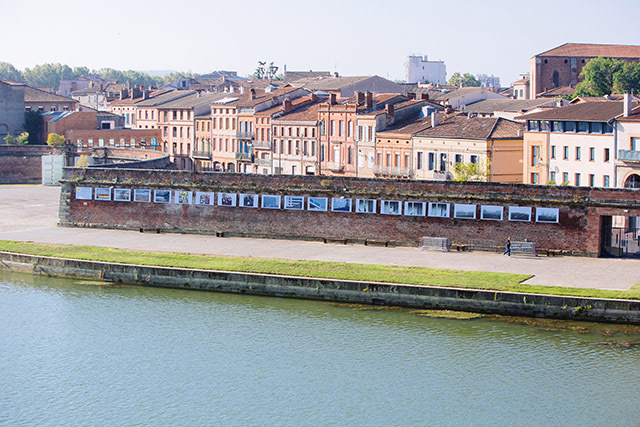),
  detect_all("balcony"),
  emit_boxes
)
[192,150,211,159]
[253,141,272,150]
[236,131,254,139]
[255,158,271,167]
[618,149,640,162]
[326,162,344,172]
[374,166,412,177]
[236,152,253,162]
